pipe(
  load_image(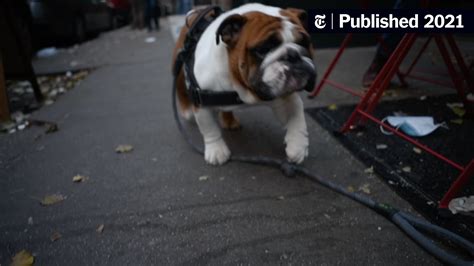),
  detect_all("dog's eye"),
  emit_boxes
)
[251,35,282,59]
[296,33,311,49]
[252,45,272,59]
